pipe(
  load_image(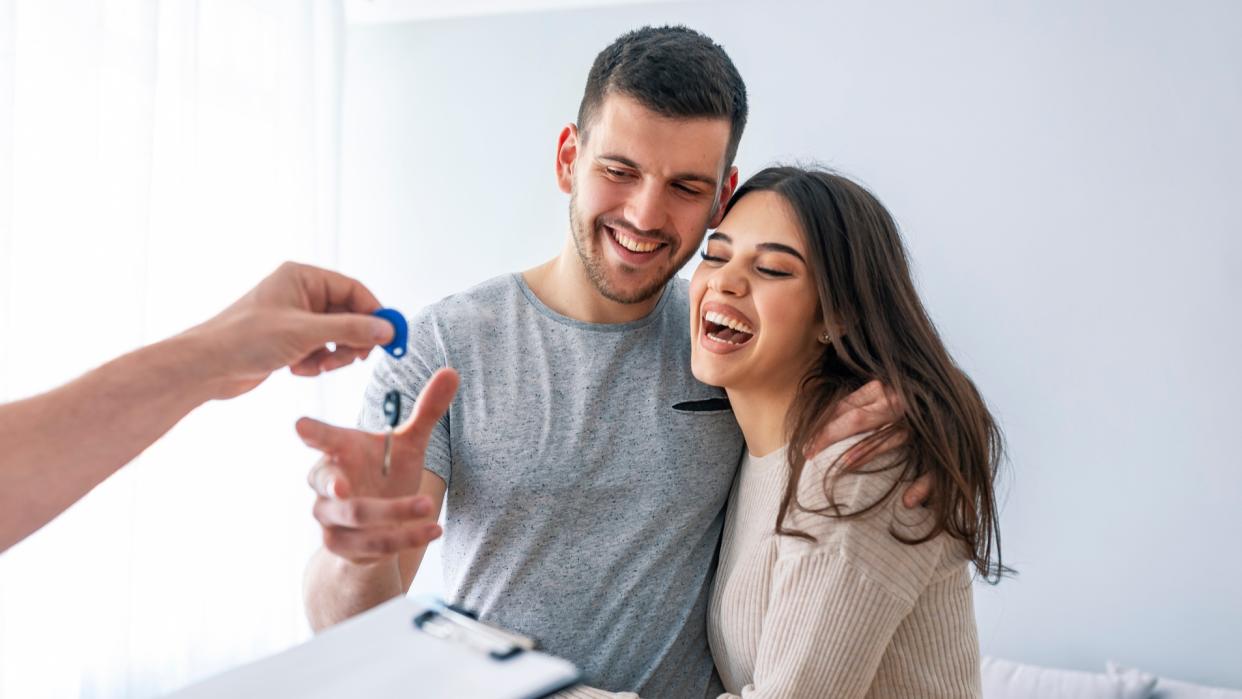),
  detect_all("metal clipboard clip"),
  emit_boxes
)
[412,598,538,661]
